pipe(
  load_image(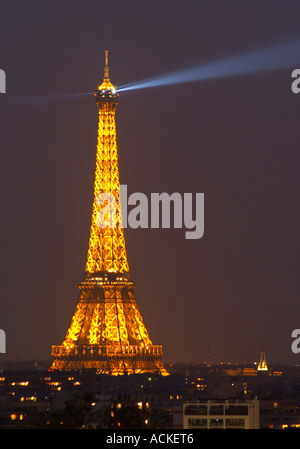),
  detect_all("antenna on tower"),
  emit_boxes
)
[97,50,115,92]
[104,50,110,80]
